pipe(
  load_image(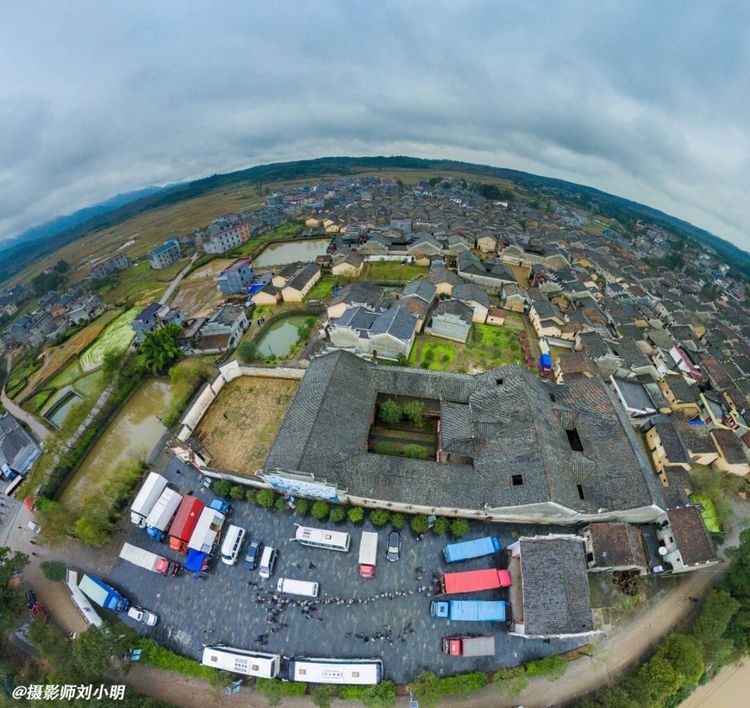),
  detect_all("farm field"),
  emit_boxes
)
[170,258,233,318]
[409,323,525,373]
[361,261,428,282]
[12,309,121,401]
[195,376,298,475]
[79,307,139,371]
[97,257,187,306]
[306,274,339,301]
